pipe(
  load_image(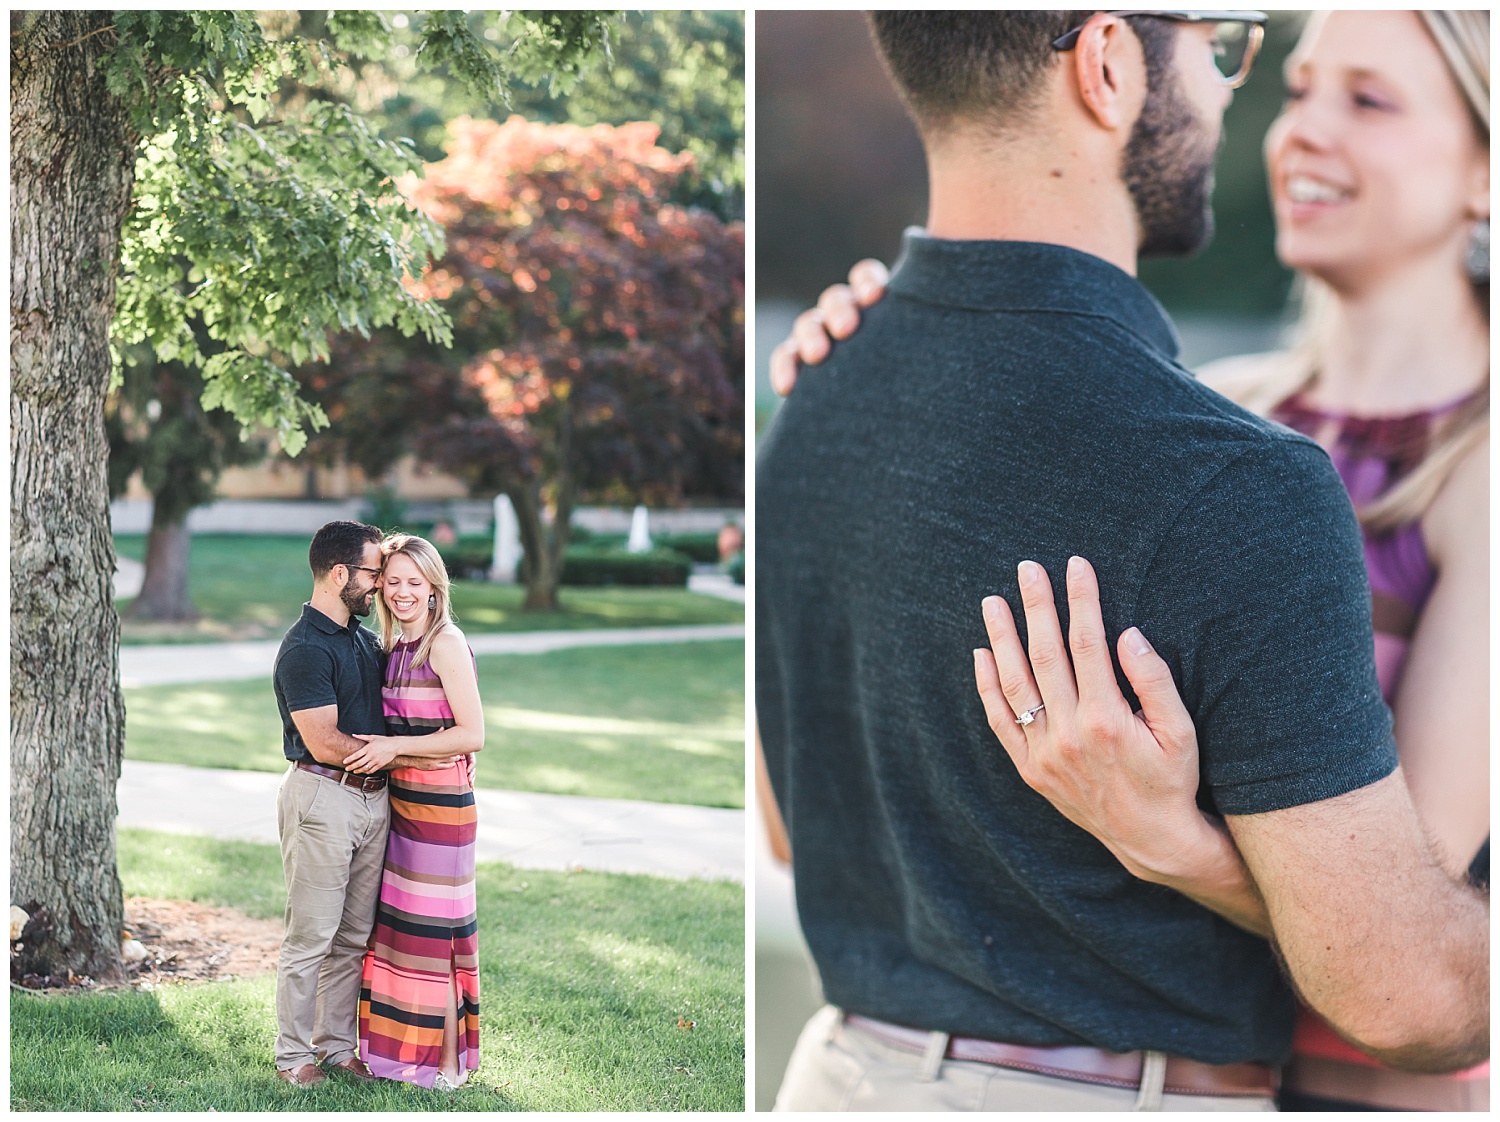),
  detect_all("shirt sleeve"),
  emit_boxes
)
[1137,435,1398,815]
[275,640,338,714]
